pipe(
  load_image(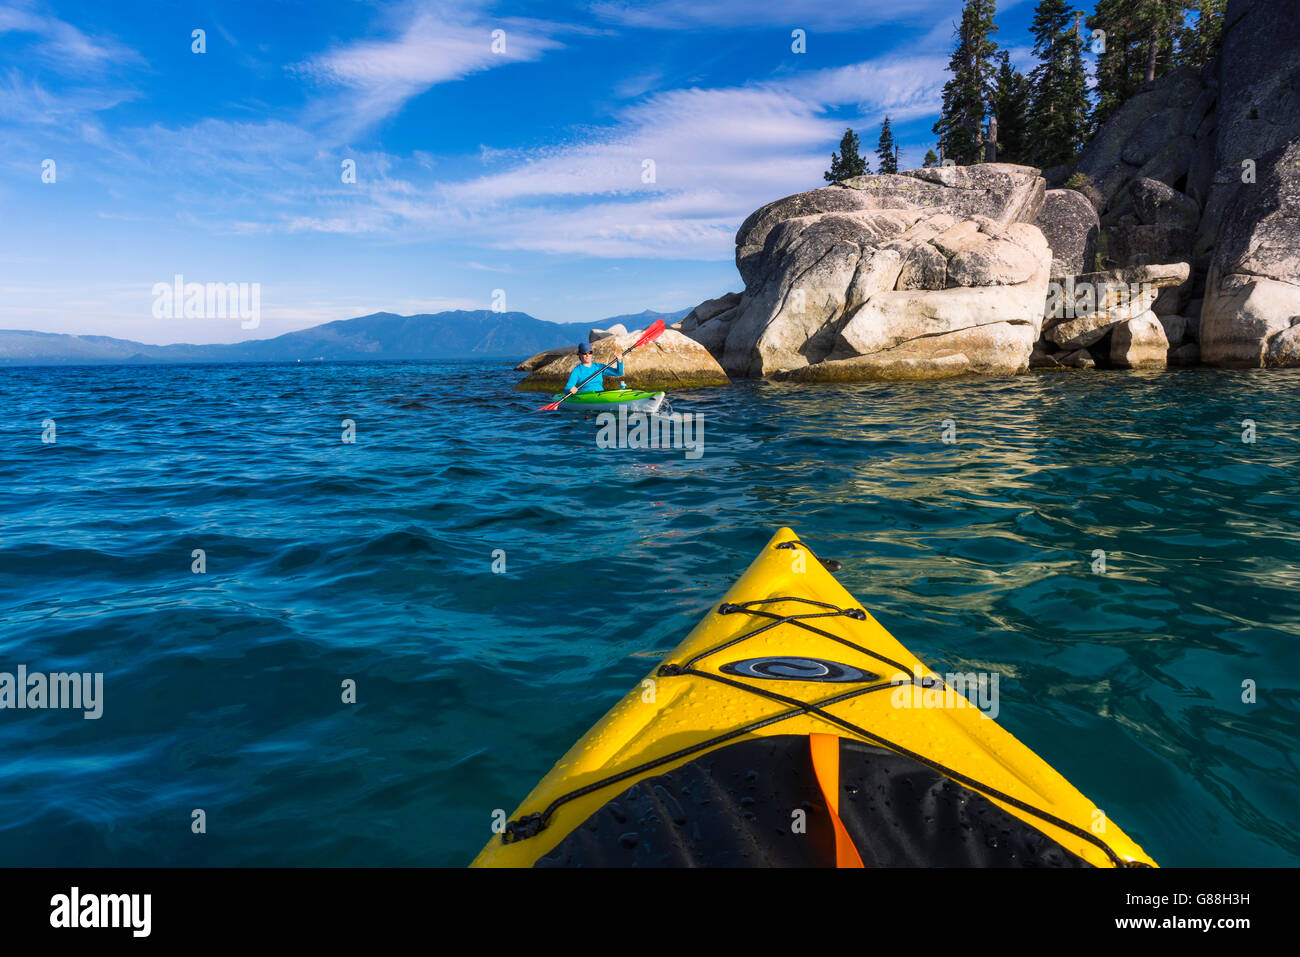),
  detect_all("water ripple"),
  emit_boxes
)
[0,361,1297,865]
